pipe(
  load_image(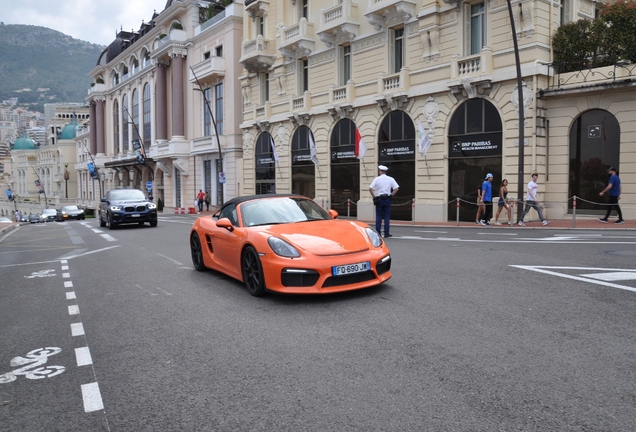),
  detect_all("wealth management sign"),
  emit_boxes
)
[449,133,502,158]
